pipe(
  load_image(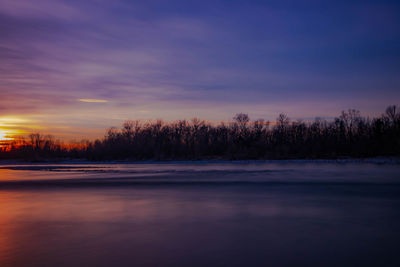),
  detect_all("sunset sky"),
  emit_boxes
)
[1,0,399,140]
